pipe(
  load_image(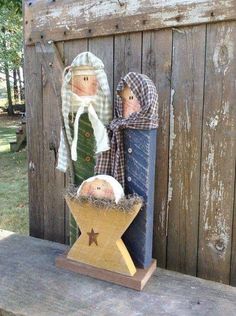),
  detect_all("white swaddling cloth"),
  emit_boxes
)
[70,93,110,161]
